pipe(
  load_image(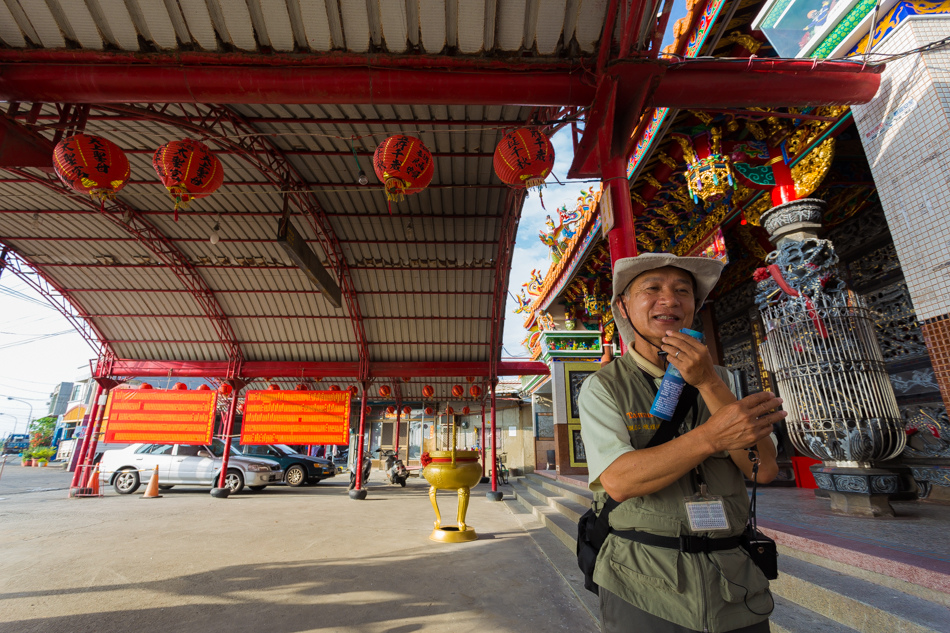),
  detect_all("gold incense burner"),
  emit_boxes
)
[423,410,482,543]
